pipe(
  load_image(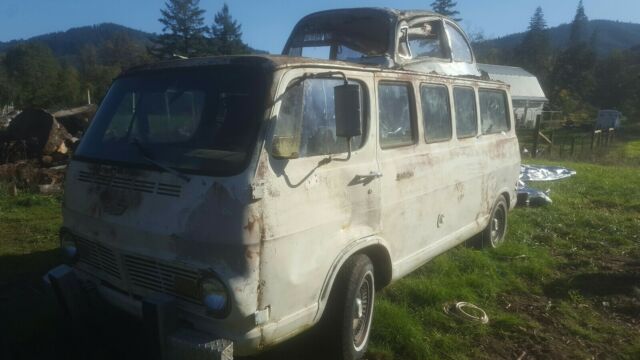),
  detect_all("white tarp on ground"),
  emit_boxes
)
[520,165,577,182]
[517,165,577,206]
